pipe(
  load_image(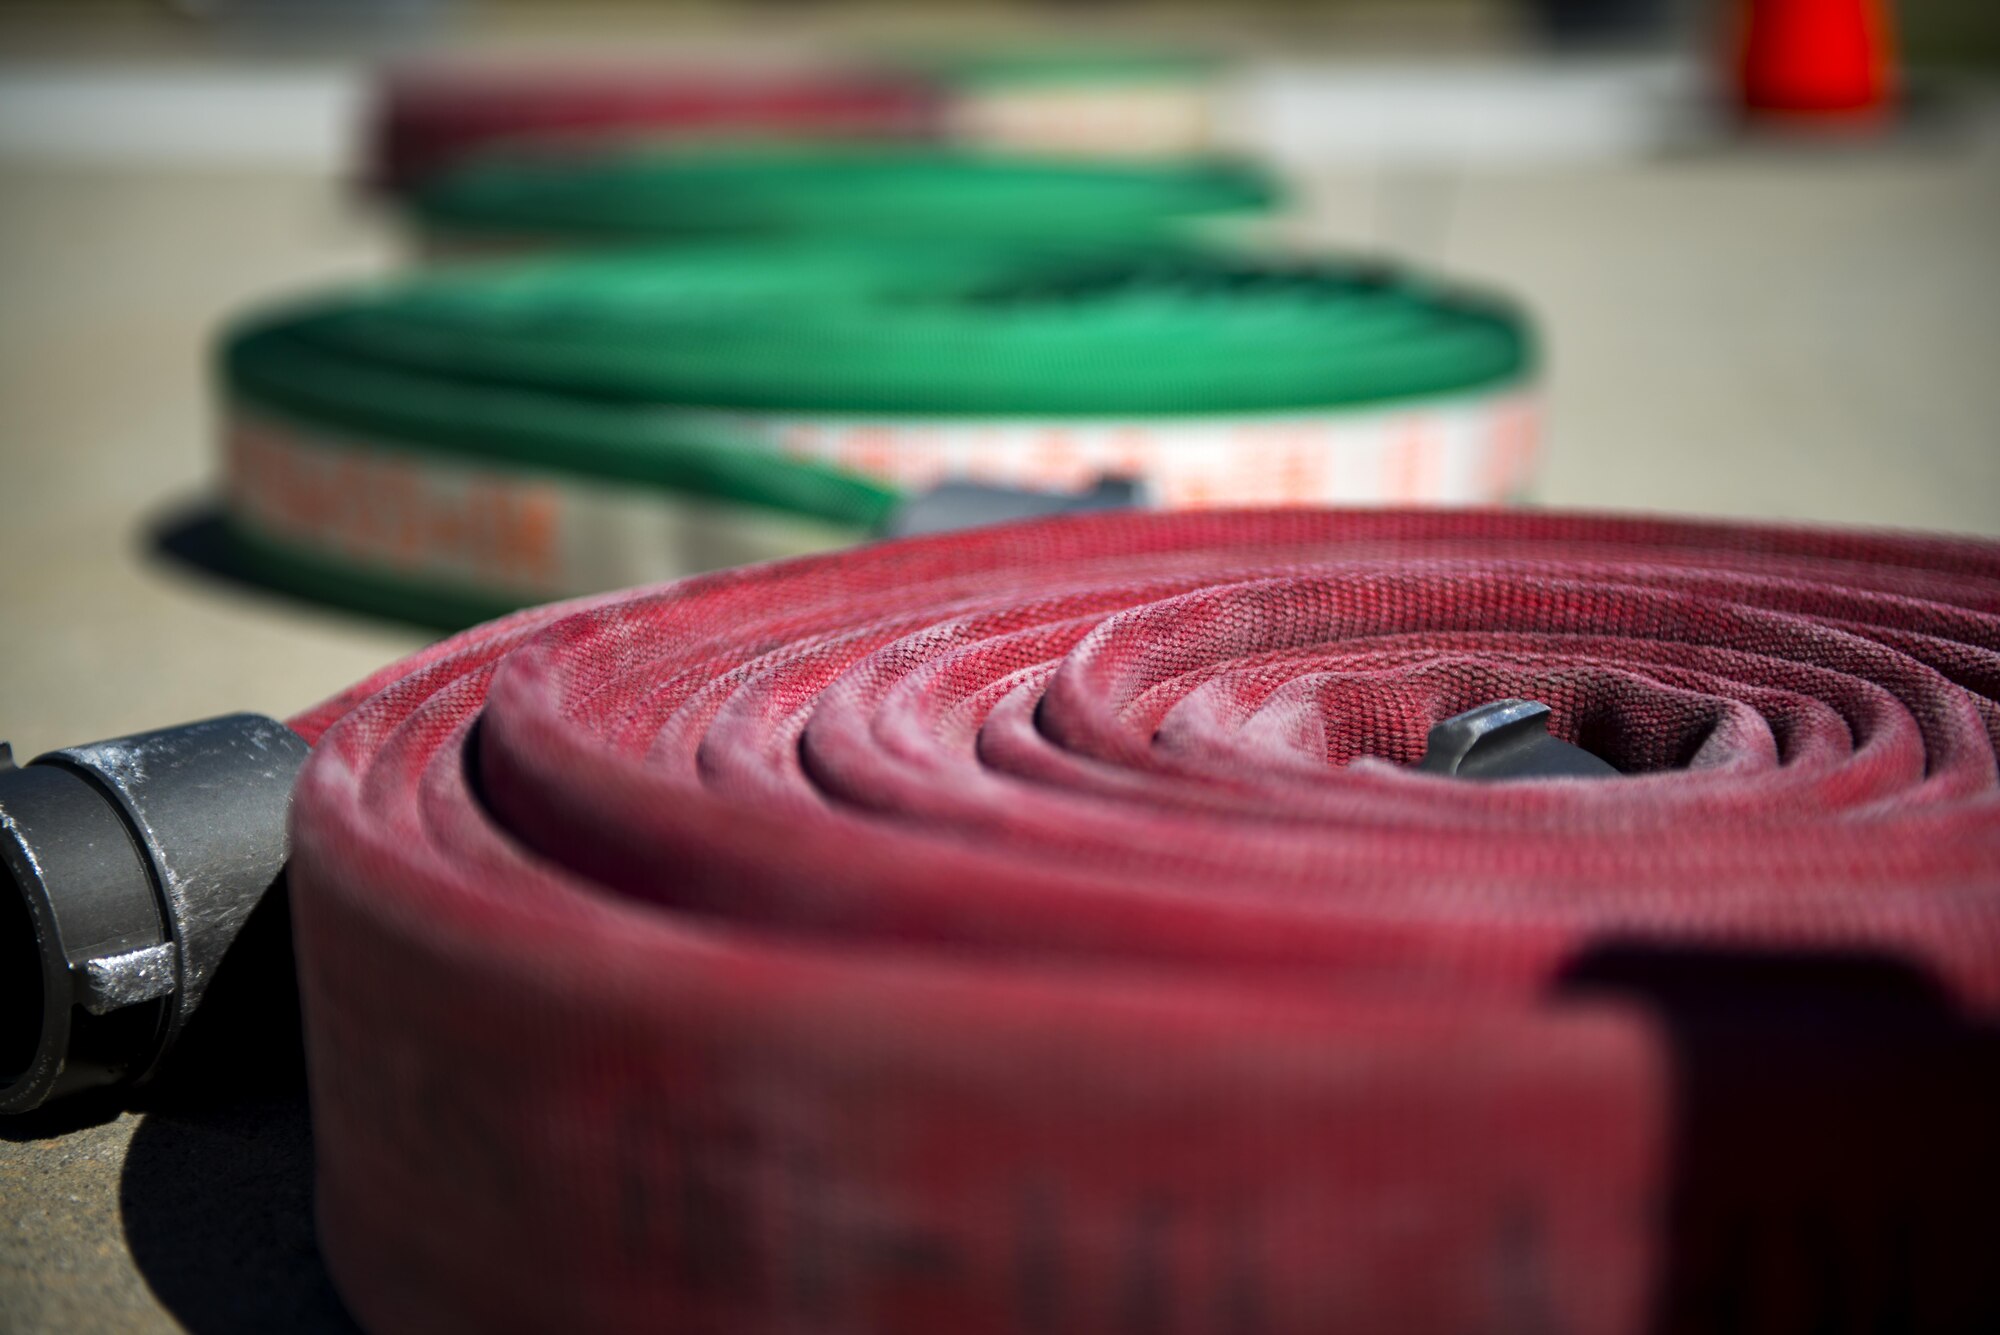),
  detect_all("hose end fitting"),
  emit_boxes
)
[1419,699,1619,780]
[0,714,307,1115]
[879,476,1140,539]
